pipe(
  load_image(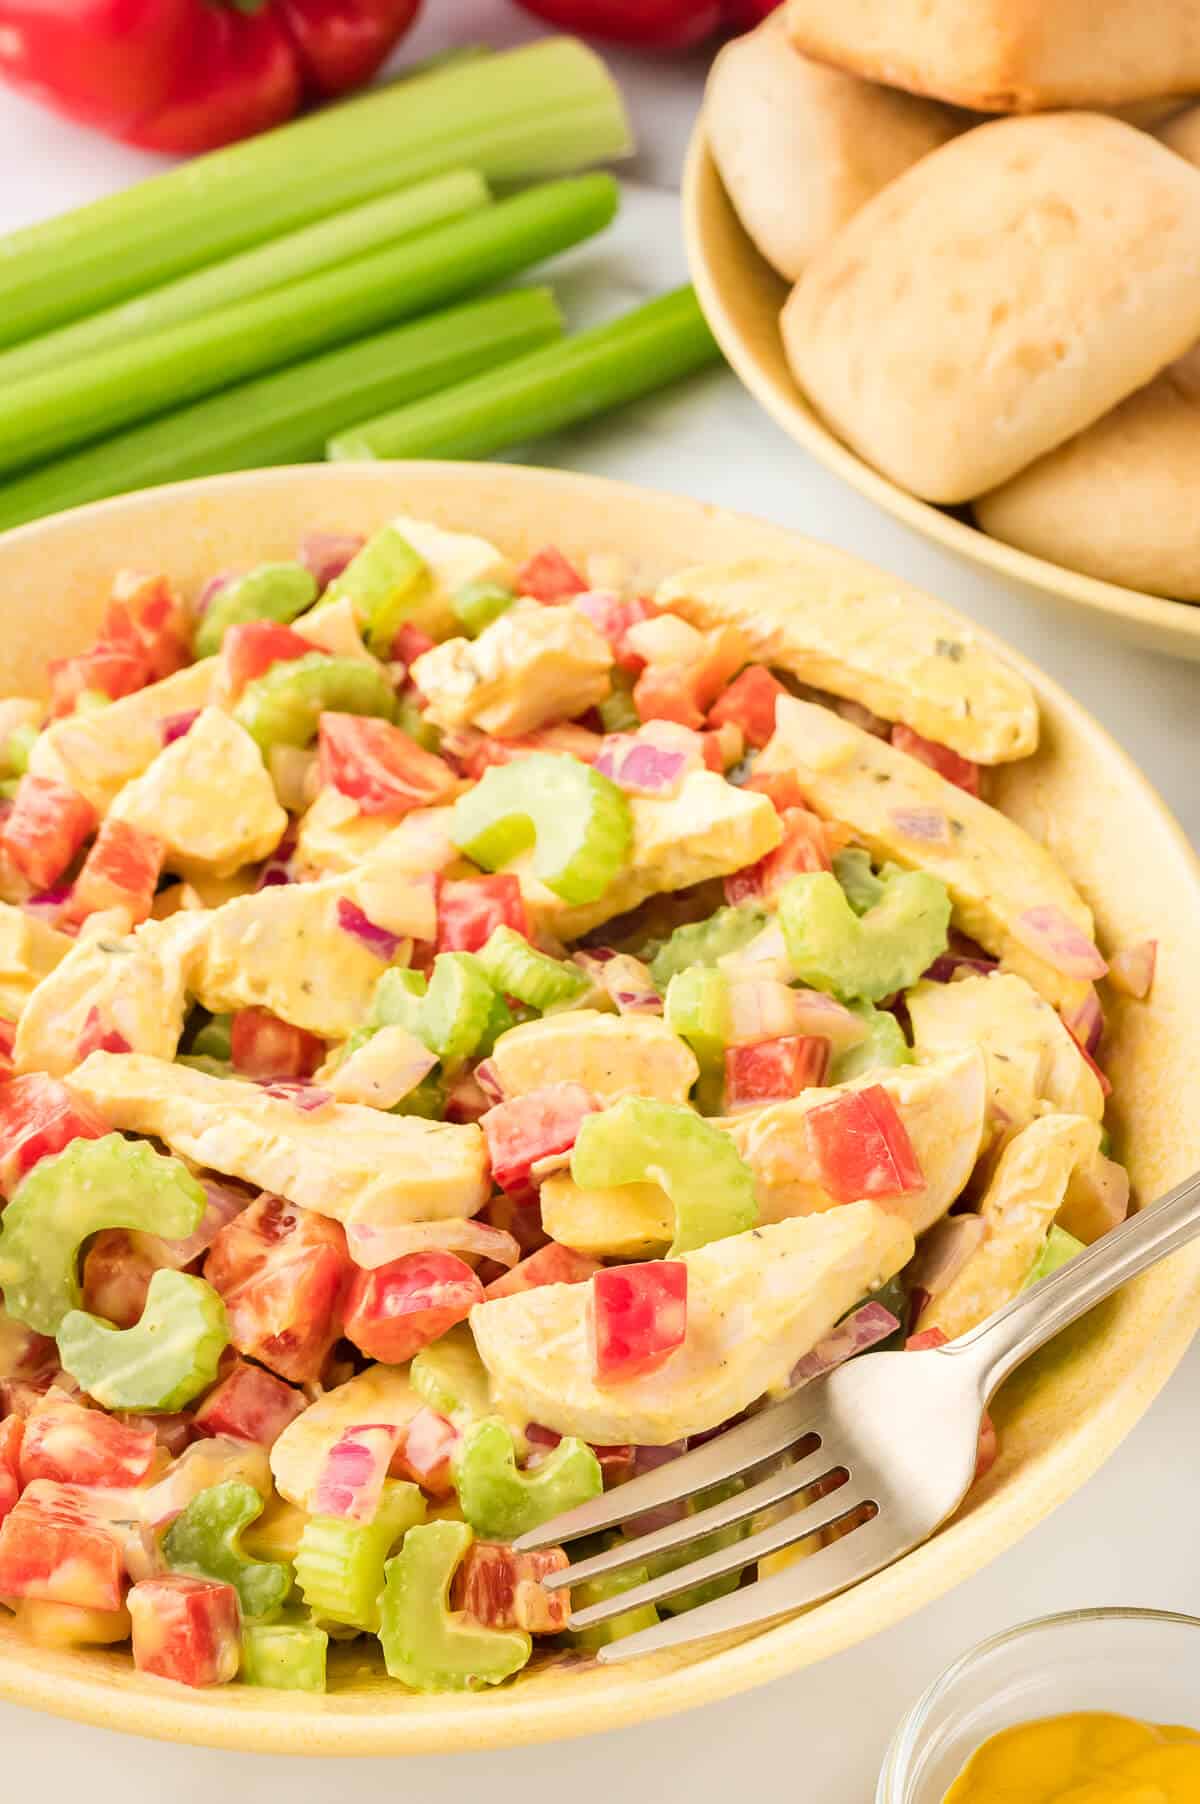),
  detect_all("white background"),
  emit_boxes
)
[2,3,1199,1797]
